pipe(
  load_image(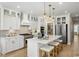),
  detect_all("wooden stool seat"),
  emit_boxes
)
[54,39,63,43]
[54,39,63,51]
[48,42,60,46]
[48,42,60,56]
[40,45,54,57]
